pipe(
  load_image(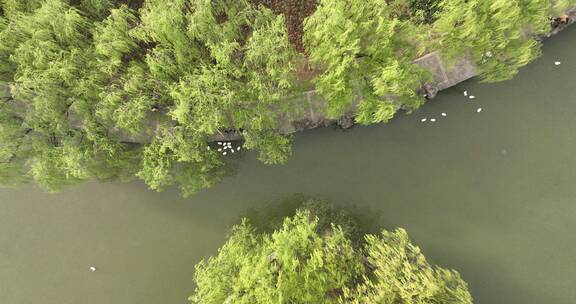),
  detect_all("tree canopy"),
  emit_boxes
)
[304,0,431,125]
[0,0,570,195]
[0,0,296,195]
[434,0,574,82]
[191,209,473,303]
